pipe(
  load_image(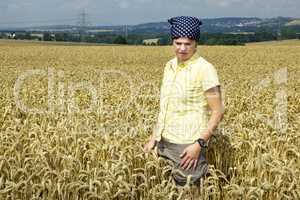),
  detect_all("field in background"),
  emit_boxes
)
[246,39,300,46]
[0,40,299,199]
[0,39,118,47]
